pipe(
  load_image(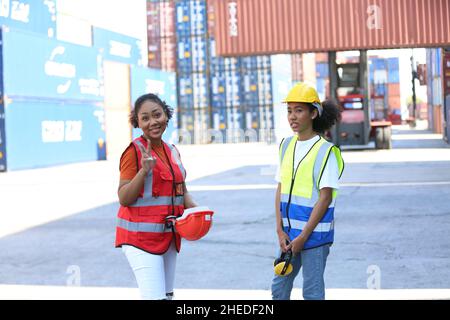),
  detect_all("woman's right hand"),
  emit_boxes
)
[277,229,291,253]
[138,139,157,174]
